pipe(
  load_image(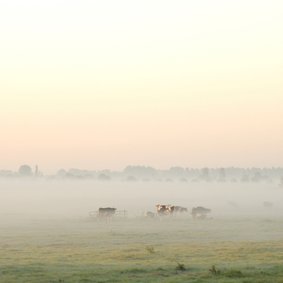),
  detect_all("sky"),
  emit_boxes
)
[0,0,282,173]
